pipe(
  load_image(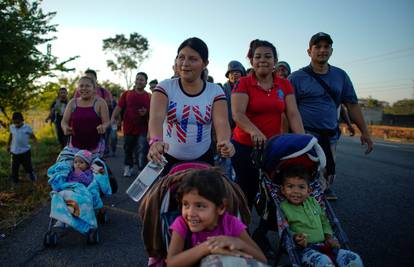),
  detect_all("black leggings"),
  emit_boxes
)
[231,140,259,209]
